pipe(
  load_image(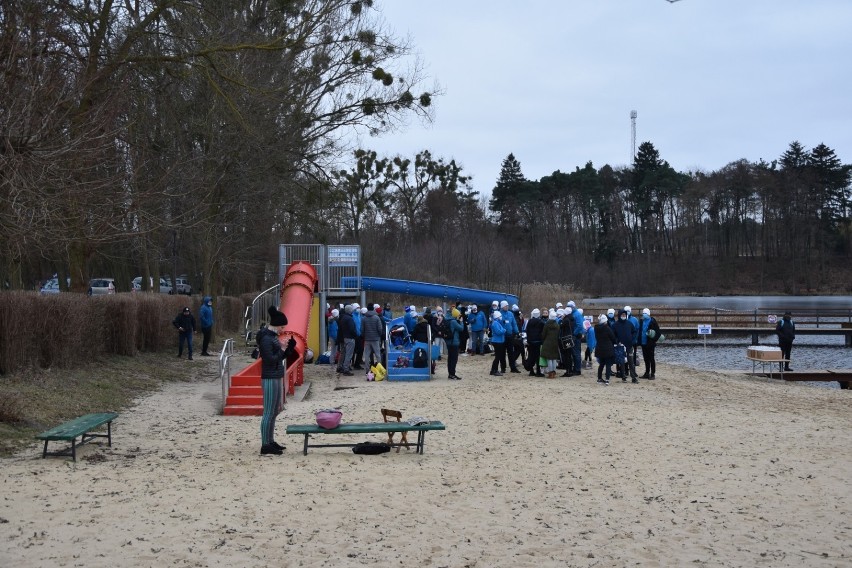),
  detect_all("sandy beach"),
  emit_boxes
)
[1,353,850,567]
